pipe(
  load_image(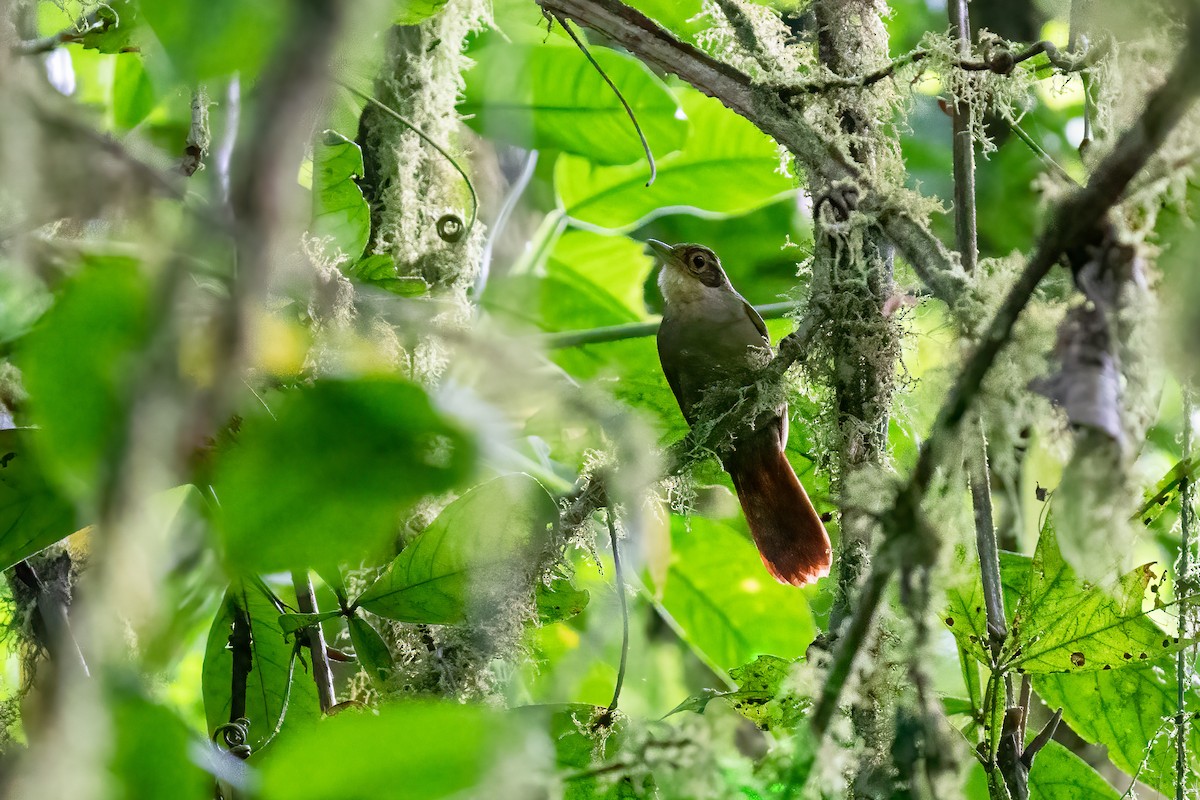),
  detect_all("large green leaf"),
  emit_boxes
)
[311,131,371,264]
[347,615,394,688]
[138,0,285,82]
[201,581,320,754]
[211,378,474,574]
[0,429,76,571]
[355,473,557,623]
[655,515,816,672]
[1027,740,1119,800]
[18,256,149,500]
[257,701,508,800]
[945,521,1187,674]
[1035,656,1200,797]
[110,687,209,800]
[555,89,796,231]
[461,43,686,166]
[111,53,157,131]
